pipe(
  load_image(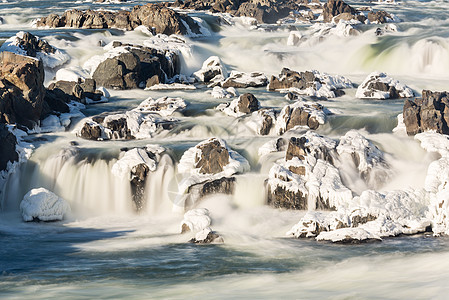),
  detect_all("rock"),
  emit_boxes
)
[275,101,329,134]
[79,121,102,140]
[90,42,180,90]
[36,4,203,36]
[20,188,70,222]
[47,79,105,104]
[221,71,268,88]
[355,72,414,100]
[195,139,230,174]
[236,1,291,24]
[112,146,162,211]
[217,93,260,117]
[403,90,449,136]
[368,10,394,24]
[135,96,186,117]
[267,131,349,211]
[0,51,45,129]
[193,56,227,83]
[323,0,356,23]
[189,228,224,244]
[0,124,18,172]
[247,108,275,135]
[268,68,352,98]
[180,208,211,233]
[176,137,250,208]
[0,32,70,69]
